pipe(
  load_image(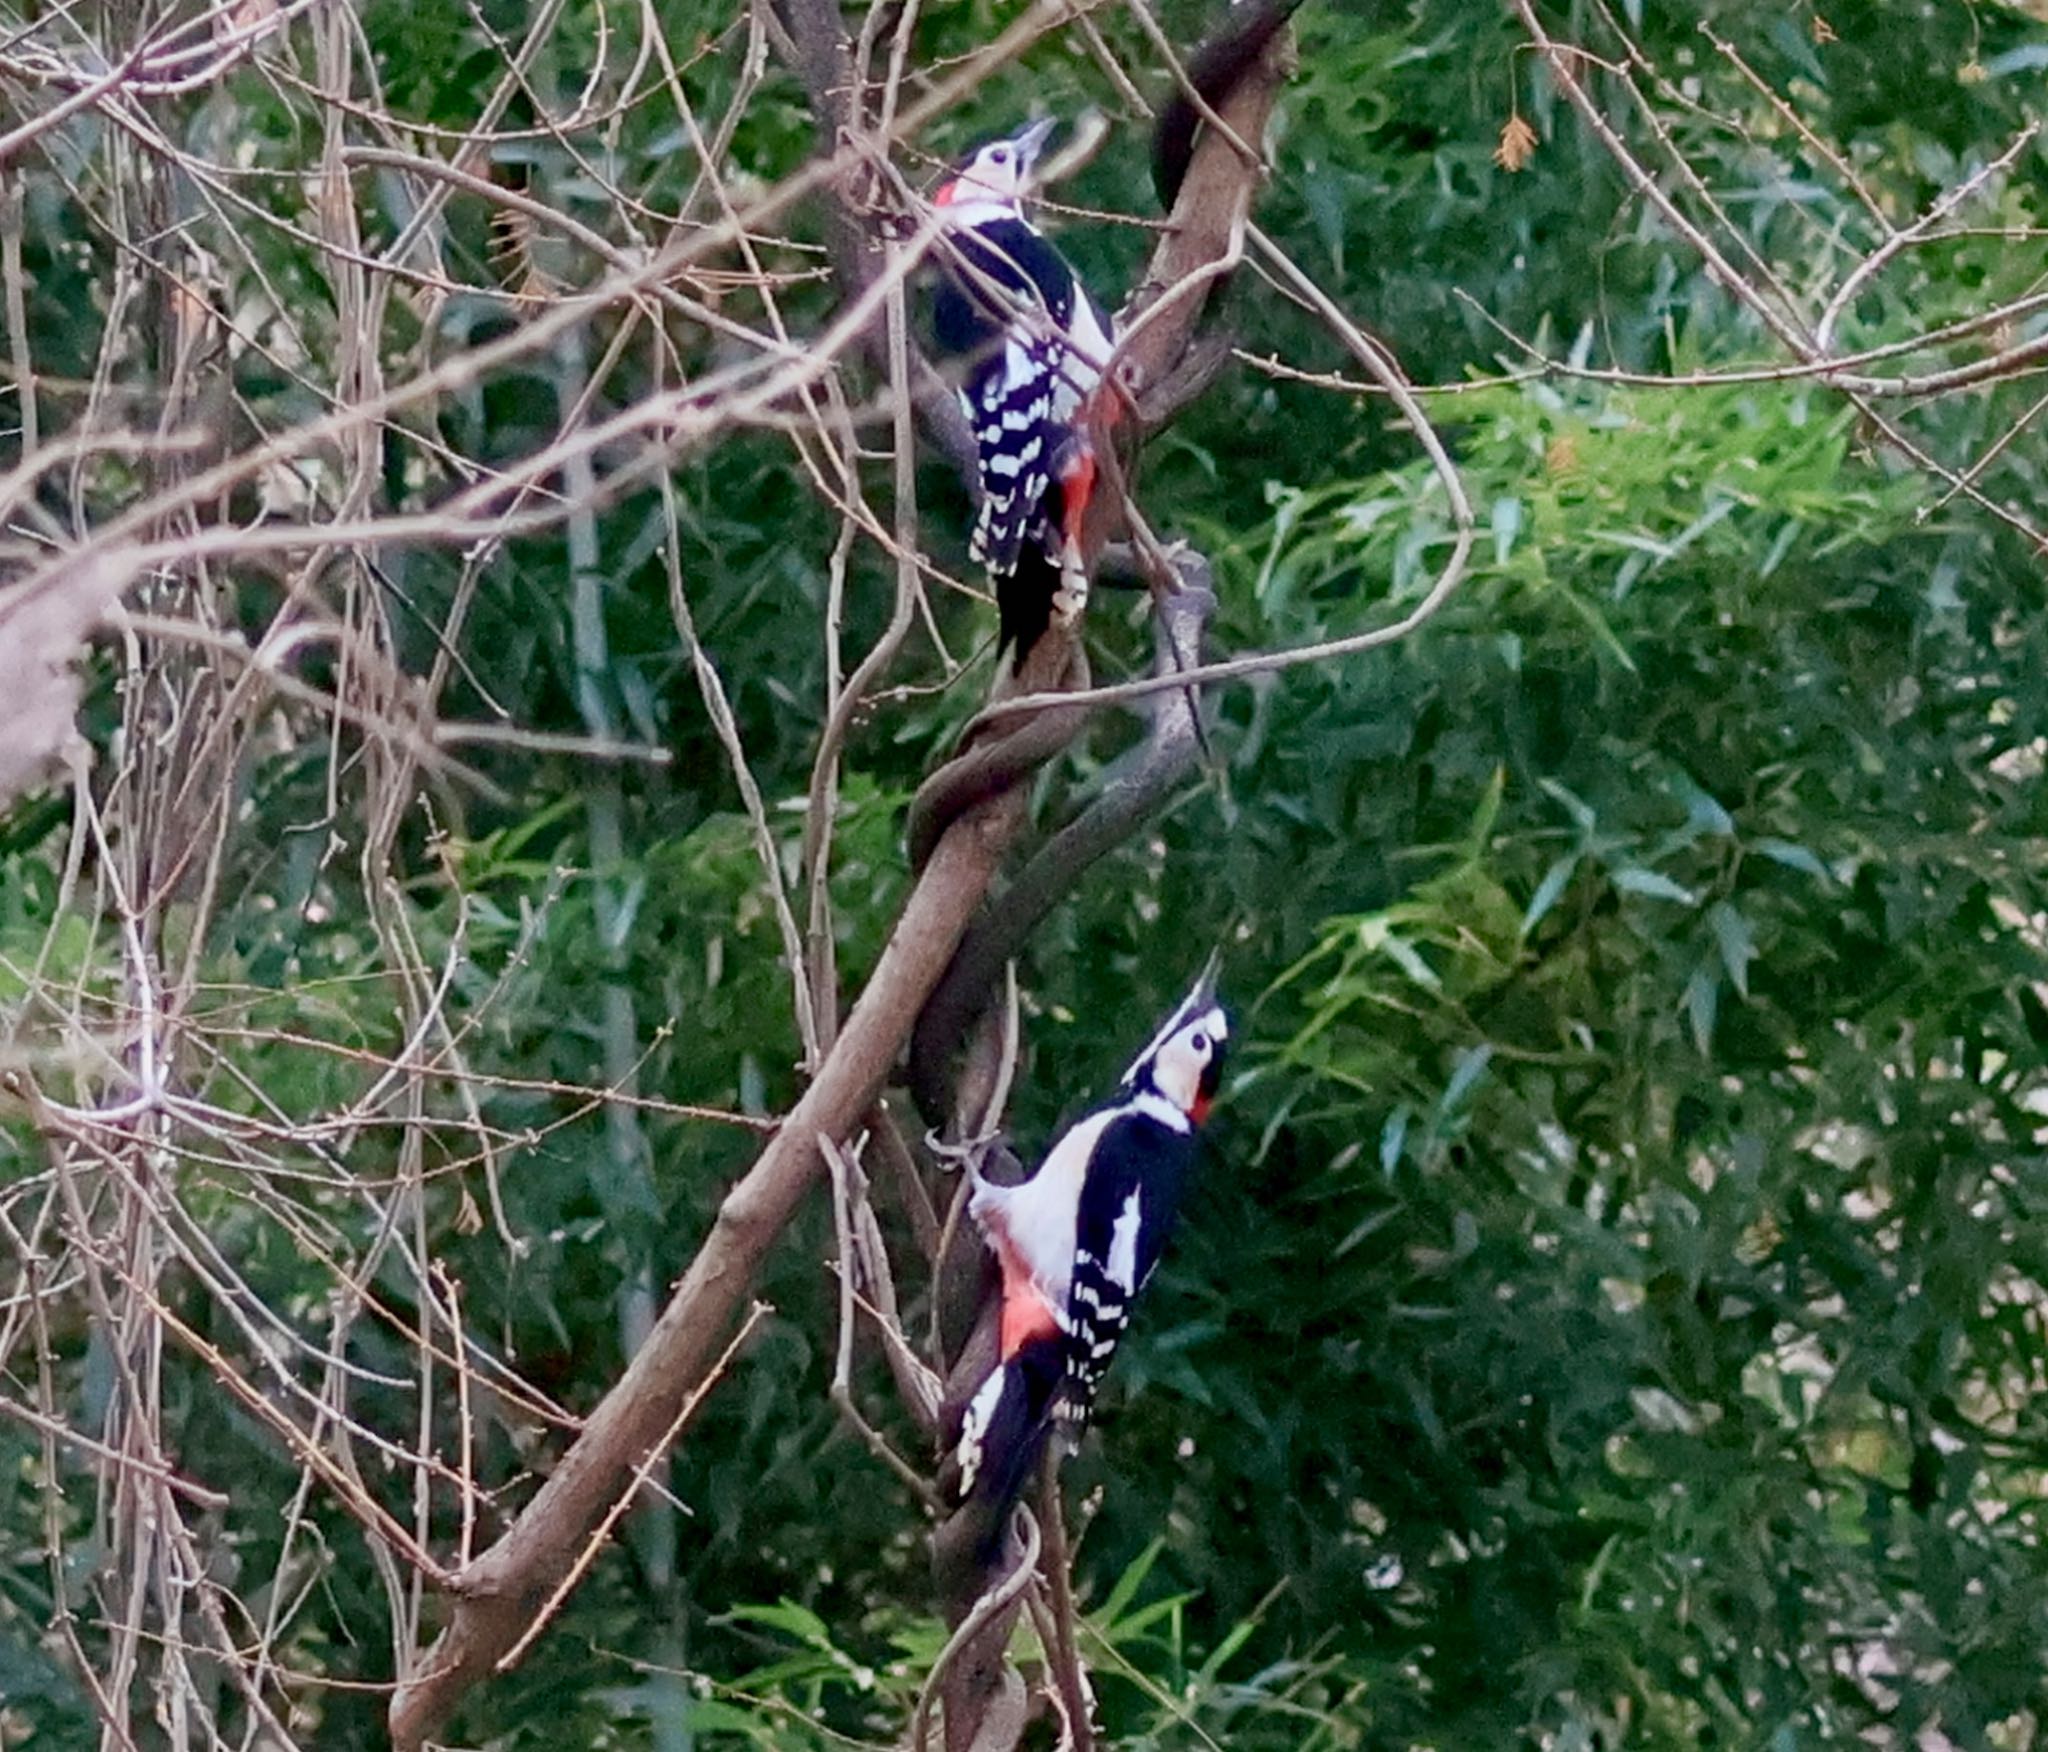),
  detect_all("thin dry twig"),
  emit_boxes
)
[9,2,2042,1747]
[493,1302,771,1672]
